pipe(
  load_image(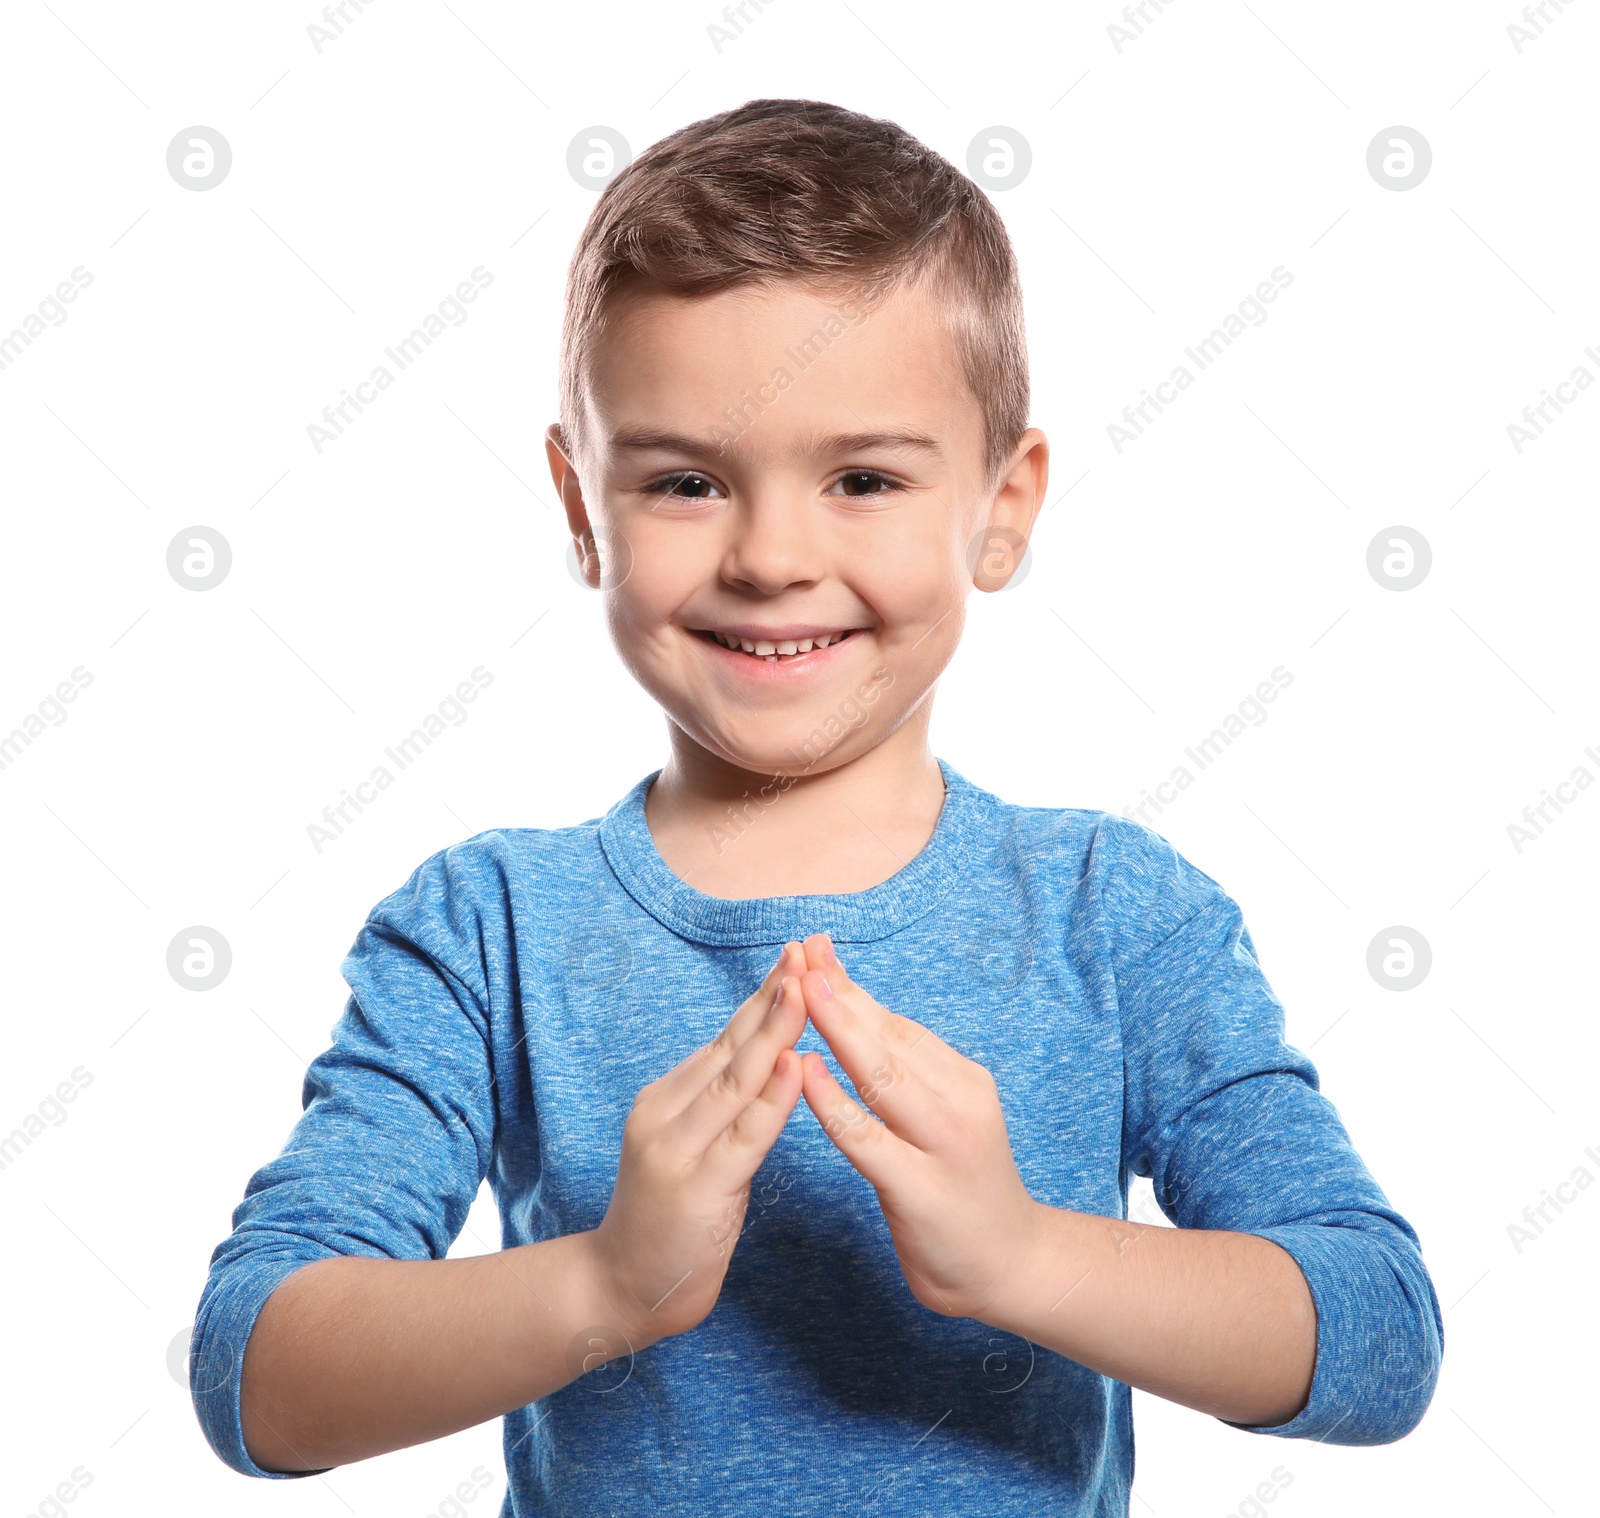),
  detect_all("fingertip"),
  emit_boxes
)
[800,967,835,1006]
